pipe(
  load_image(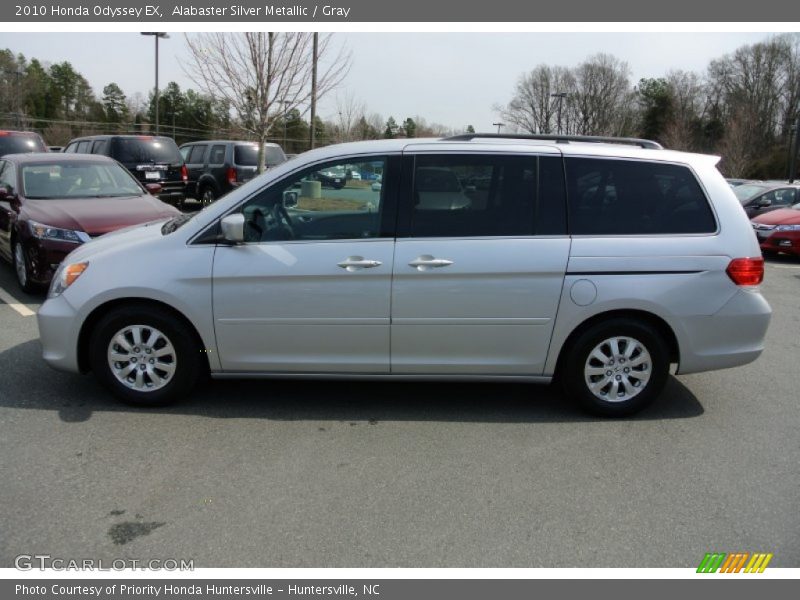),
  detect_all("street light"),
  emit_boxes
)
[551,92,567,135]
[492,122,505,134]
[281,101,291,149]
[141,32,169,135]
